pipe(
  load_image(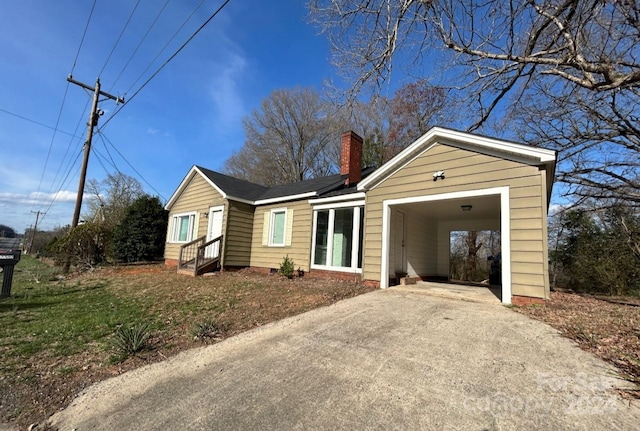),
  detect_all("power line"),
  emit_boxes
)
[28,0,96,217]
[34,0,229,221]
[38,149,83,226]
[41,98,91,211]
[71,0,98,76]
[109,0,172,92]
[92,145,114,175]
[100,0,232,130]
[100,134,122,172]
[29,82,72,215]
[99,0,142,77]
[122,0,207,96]
[92,137,124,175]
[0,107,81,138]
[98,132,166,201]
